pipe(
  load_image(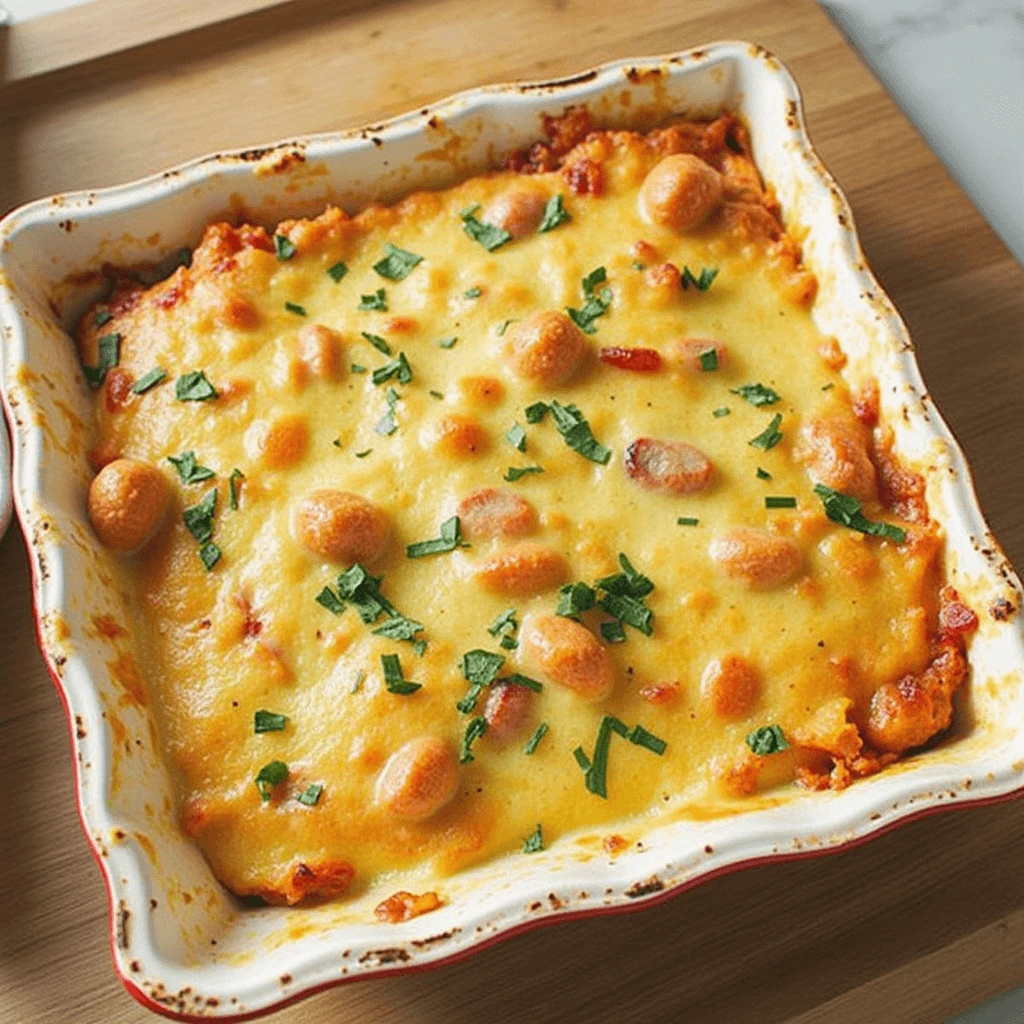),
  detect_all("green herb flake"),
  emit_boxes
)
[255,760,289,801]
[557,581,596,619]
[355,448,372,458]
[698,347,719,372]
[756,467,772,481]
[358,288,388,312]
[524,722,549,756]
[351,363,367,374]
[814,484,907,543]
[459,715,488,763]
[627,724,667,755]
[413,640,428,656]
[381,652,421,695]
[229,468,244,510]
[538,194,570,233]
[375,387,400,436]
[631,261,645,271]
[746,724,789,756]
[524,402,549,424]
[254,709,287,733]
[821,382,835,391]
[429,390,444,400]
[505,423,527,453]
[317,564,424,650]
[297,783,323,806]
[83,332,121,388]
[274,234,296,261]
[566,267,612,334]
[457,649,506,714]
[130,367,167,394]
[327,261,348,282]
[749,413,784,451]
[464,287,482,299]
[499,635,518,650]
[183,488,217,543]
[199,541,222,572]
[504,465,544,482]
[372,352,412,386]
[460,205,511,251]
[488,609,518,638]
[352,670,365,693]
[94,309,113,327]
[502,673,543,693]
[573,746,592,772]
[361,332,392,355]
[285,301,307,317]
[438,336,458,349]
[677,516,699,526]
[497,319,516,337]
[600,620,626,644]
[523,823,544,853]
[373,242,422,281]
[175,370,218,402]
[406,515,463,558]
[731,383,781,406]
[167,450,215,485]
[315,585,345,615]
[766,496,797,509]
[681,265,719,291]
[713,407,731,418]
[546,400,611,464]
[580,715,629,799]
